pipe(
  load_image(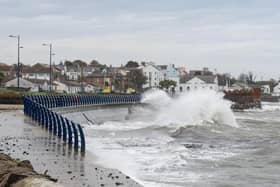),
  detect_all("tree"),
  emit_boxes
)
[0,72,4,86]
[247,71,256,84]
[64,60,73,67]
[73,59,87,68]
[125,61,139,68]
[238,73,248,83]
[90,59,100,66]
[159,80,177,90]
[127,69,147,91]
[238,72,256,84]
